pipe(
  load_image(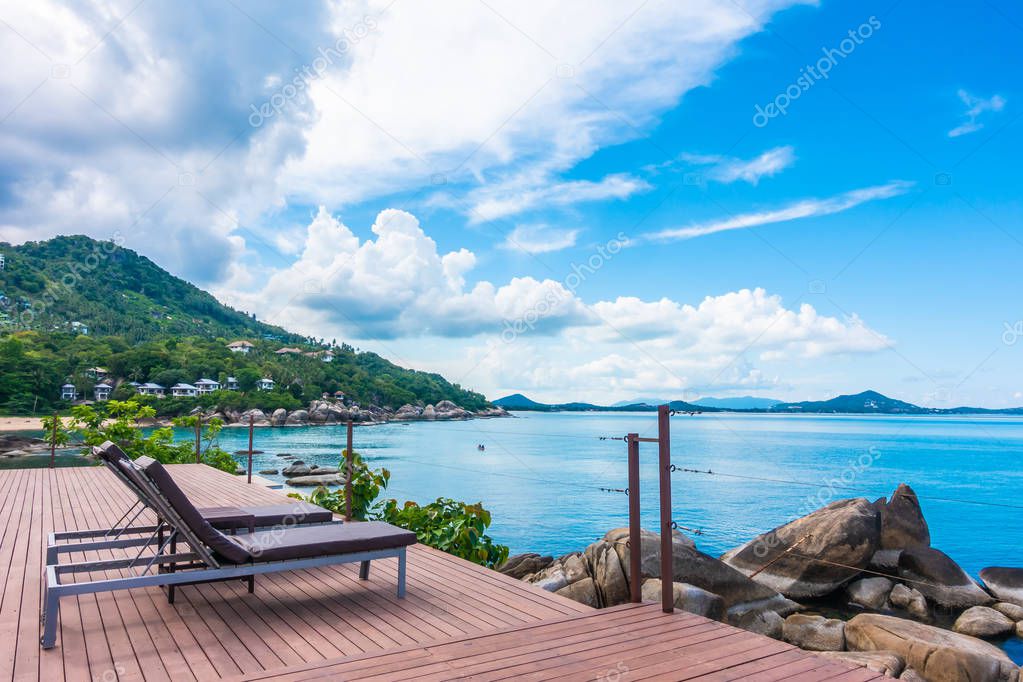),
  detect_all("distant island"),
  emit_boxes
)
[494,390,1023,415]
